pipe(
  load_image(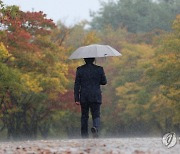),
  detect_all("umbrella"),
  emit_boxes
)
[68,44,121,59]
